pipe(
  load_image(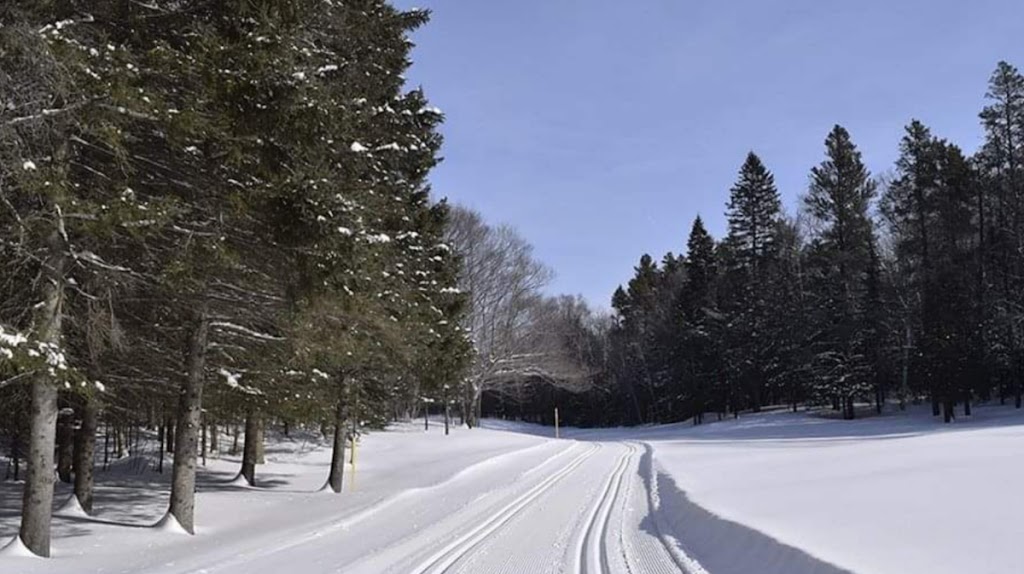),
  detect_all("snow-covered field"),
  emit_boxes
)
[2,405,1023,573]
